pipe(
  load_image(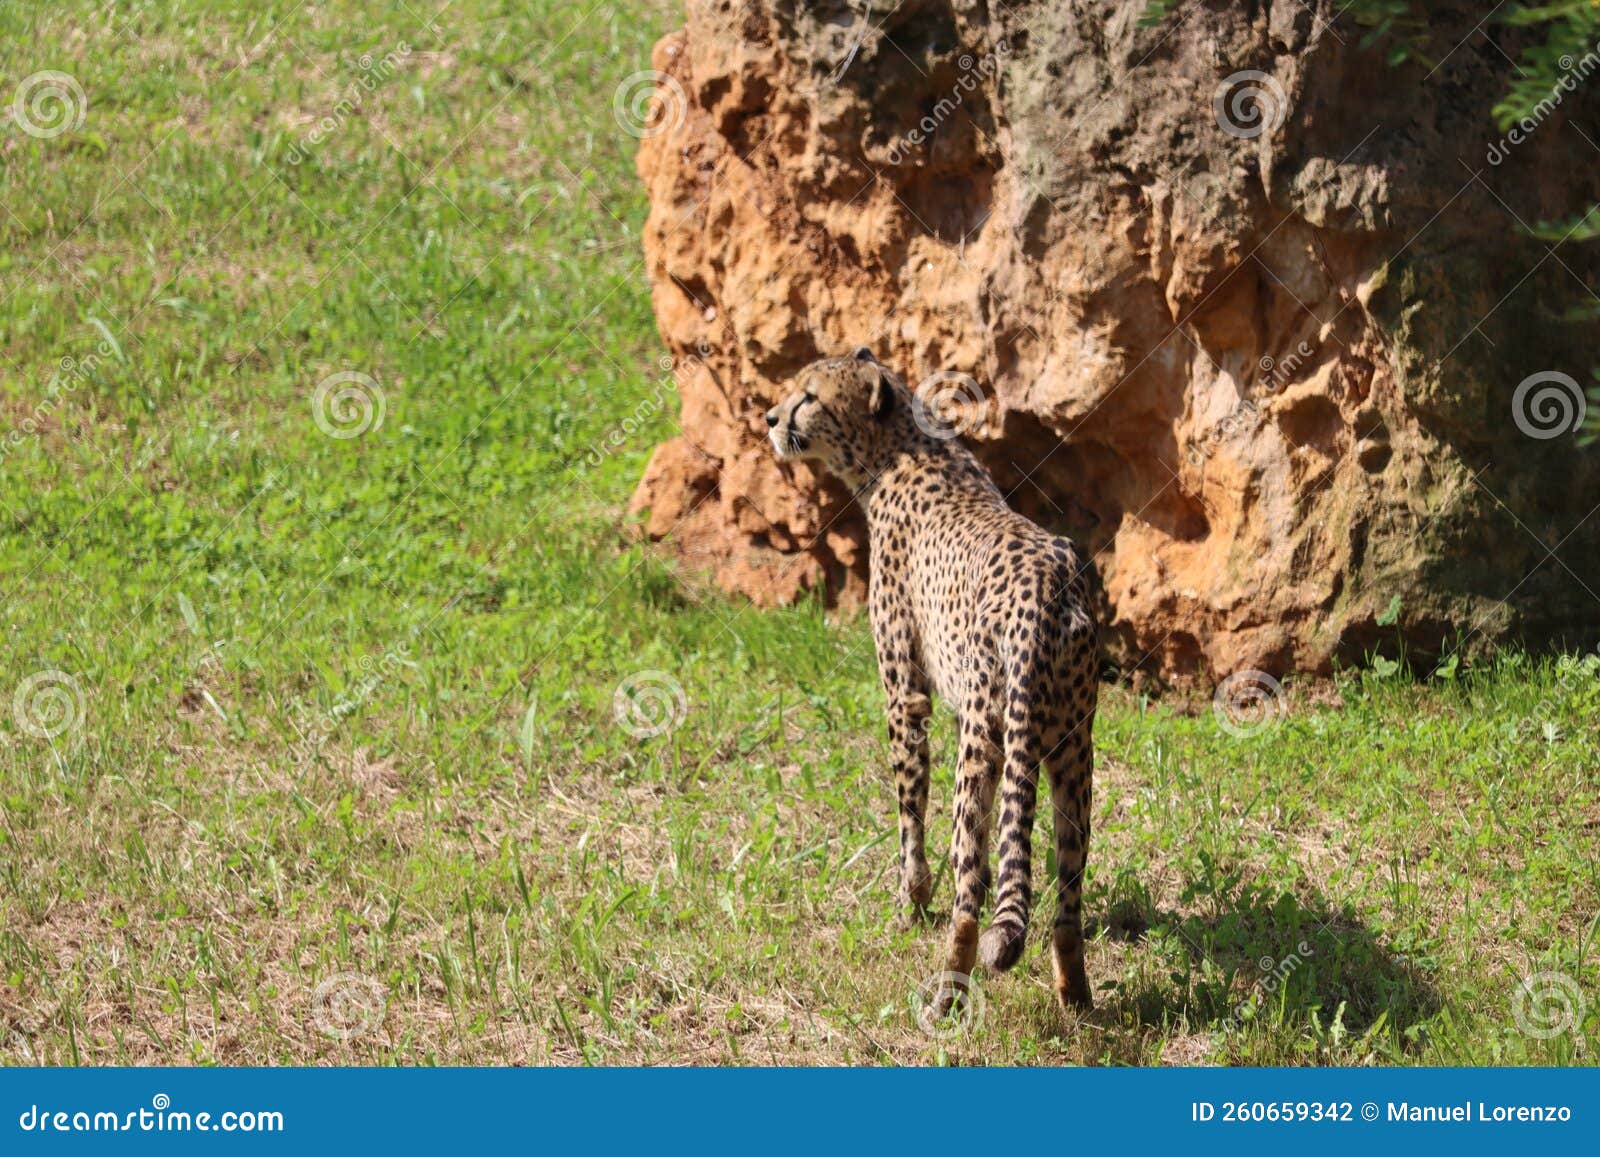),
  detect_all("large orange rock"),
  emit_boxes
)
[629,0,1600,680]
